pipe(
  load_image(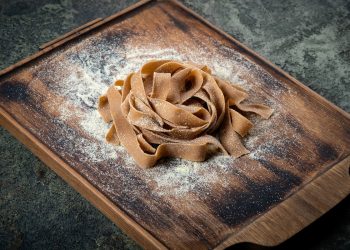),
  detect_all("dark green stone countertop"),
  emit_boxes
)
[0,0,349,249]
